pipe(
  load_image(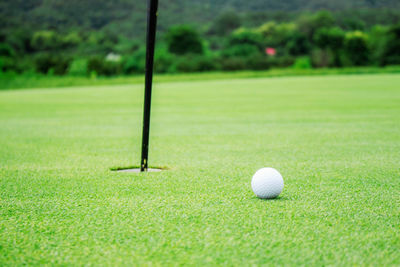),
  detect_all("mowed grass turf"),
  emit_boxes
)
[0,74,399,265]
